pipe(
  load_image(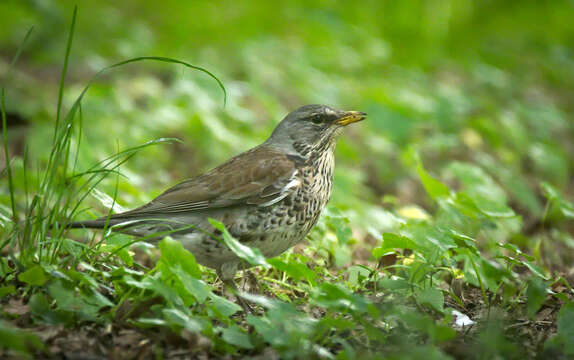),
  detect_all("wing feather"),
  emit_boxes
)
[107,145,299,219]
